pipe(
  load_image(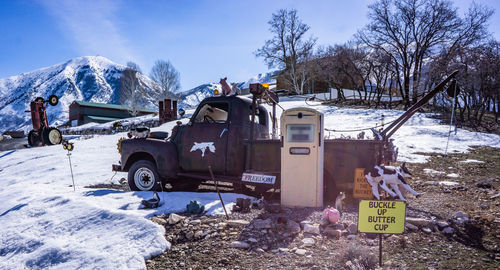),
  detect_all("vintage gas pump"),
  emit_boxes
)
[280,107,324,207]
